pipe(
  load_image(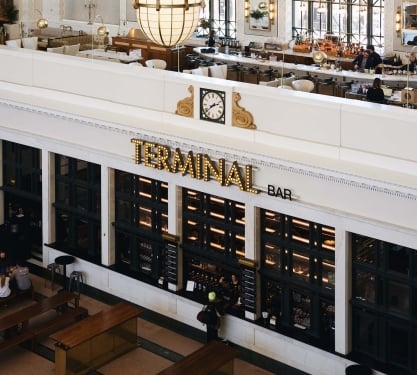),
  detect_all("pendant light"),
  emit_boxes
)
[132,0,205,47]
